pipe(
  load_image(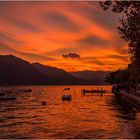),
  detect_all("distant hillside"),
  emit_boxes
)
[32,63,86,85]
[70,70,109,85]
[0,55,50,85]
[0,54,108,85]
[0,55,87,85]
